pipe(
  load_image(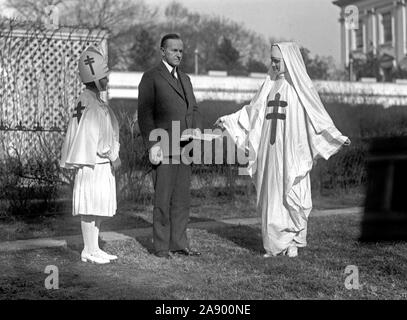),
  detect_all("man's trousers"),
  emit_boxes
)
[151,161,191,254]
